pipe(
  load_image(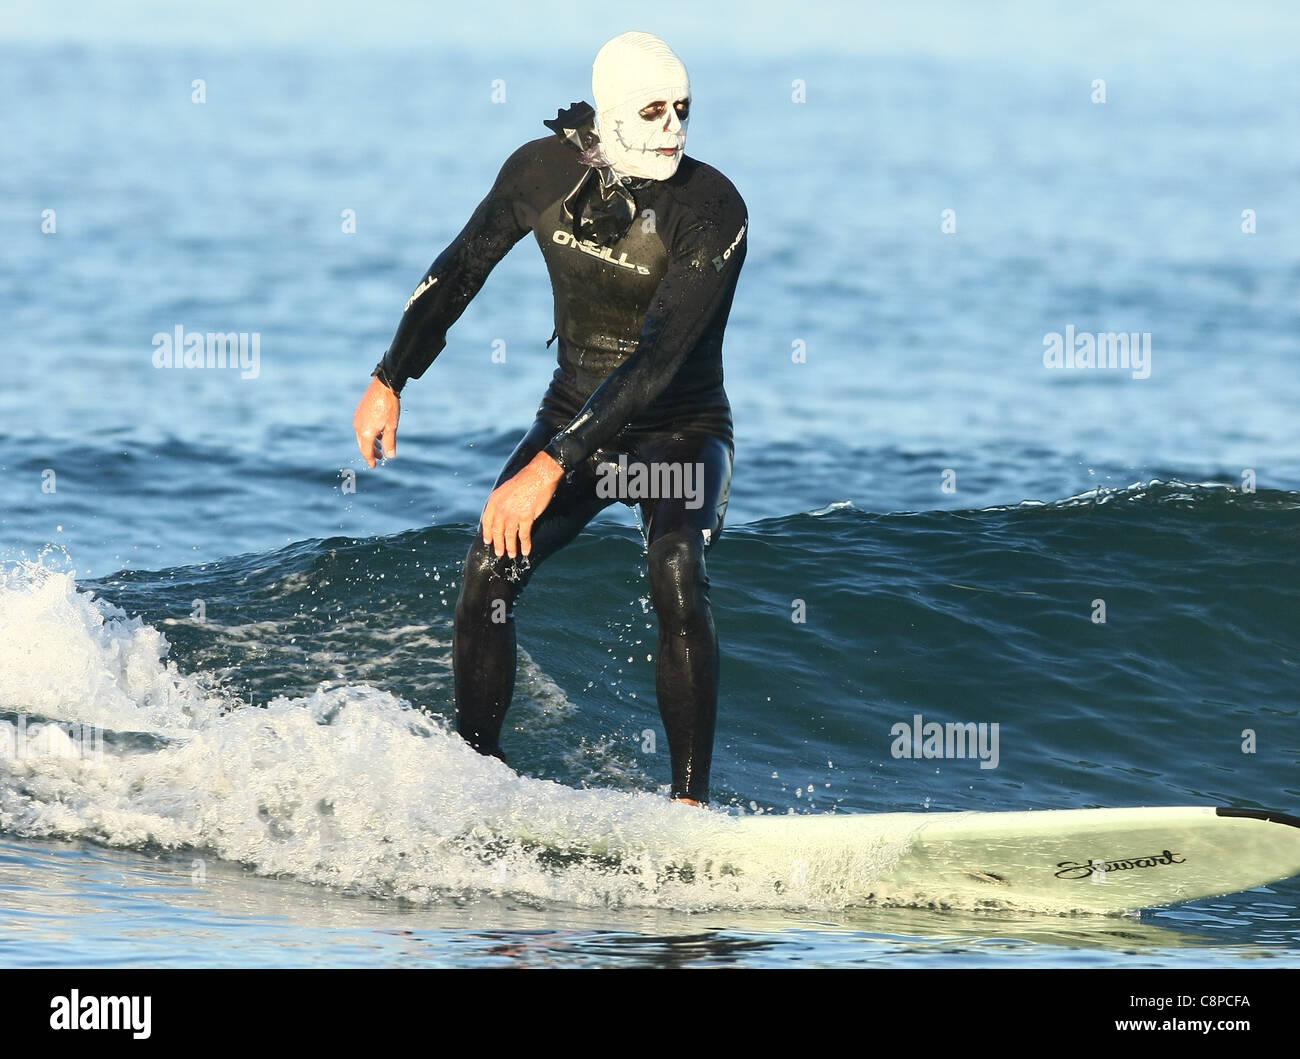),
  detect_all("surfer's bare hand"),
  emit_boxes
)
[353,375,400,468]
[481,452,564,559]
